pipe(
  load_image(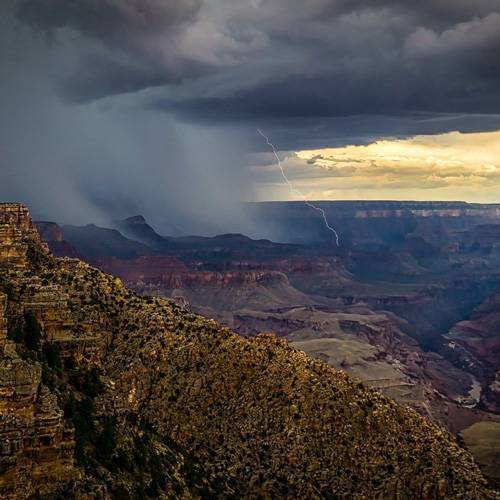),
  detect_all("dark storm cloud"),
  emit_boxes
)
[12,0,500,120]
[0,0,256,233]
[17,0,202,42]
[2,0,500,229]
[56,50,211,103]
[156,3,500,121]
[16,0,209,100]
